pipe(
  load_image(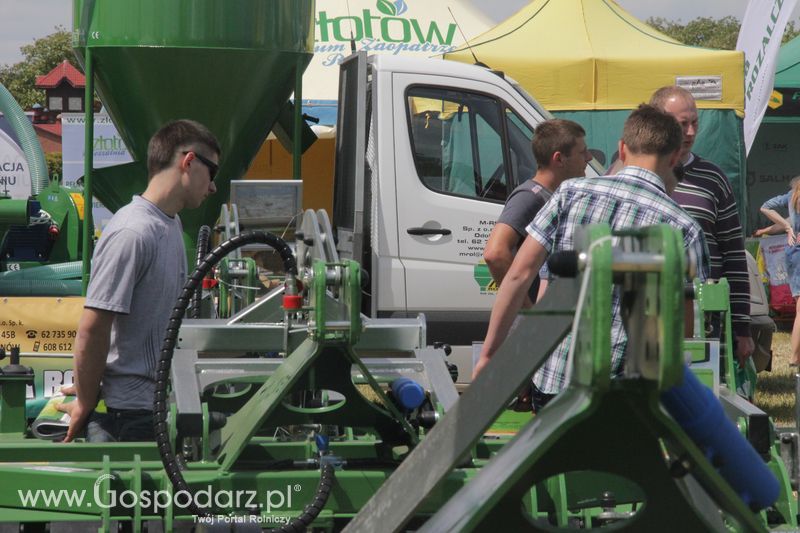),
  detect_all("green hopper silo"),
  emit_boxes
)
[71,0,315,270]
